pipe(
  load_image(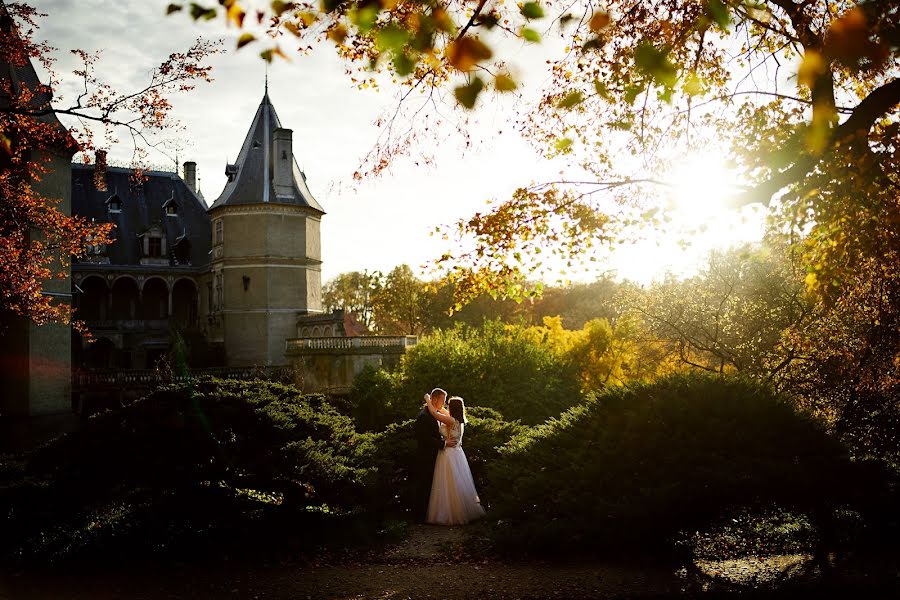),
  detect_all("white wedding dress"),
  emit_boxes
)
[426,418,486,526]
